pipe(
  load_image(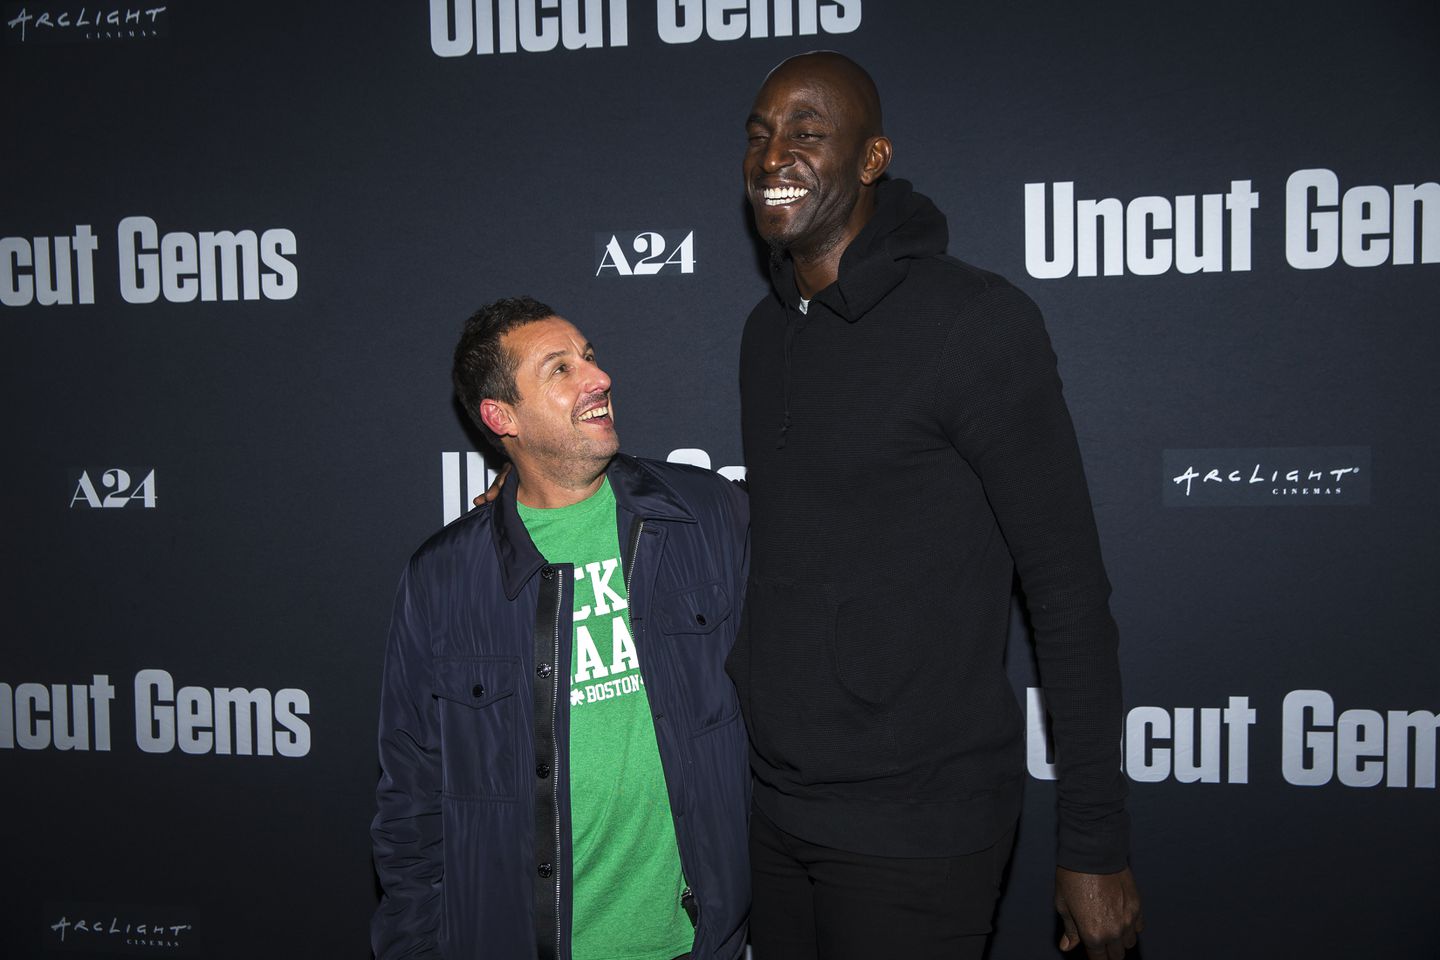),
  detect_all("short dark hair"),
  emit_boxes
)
[452,295,557,441]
